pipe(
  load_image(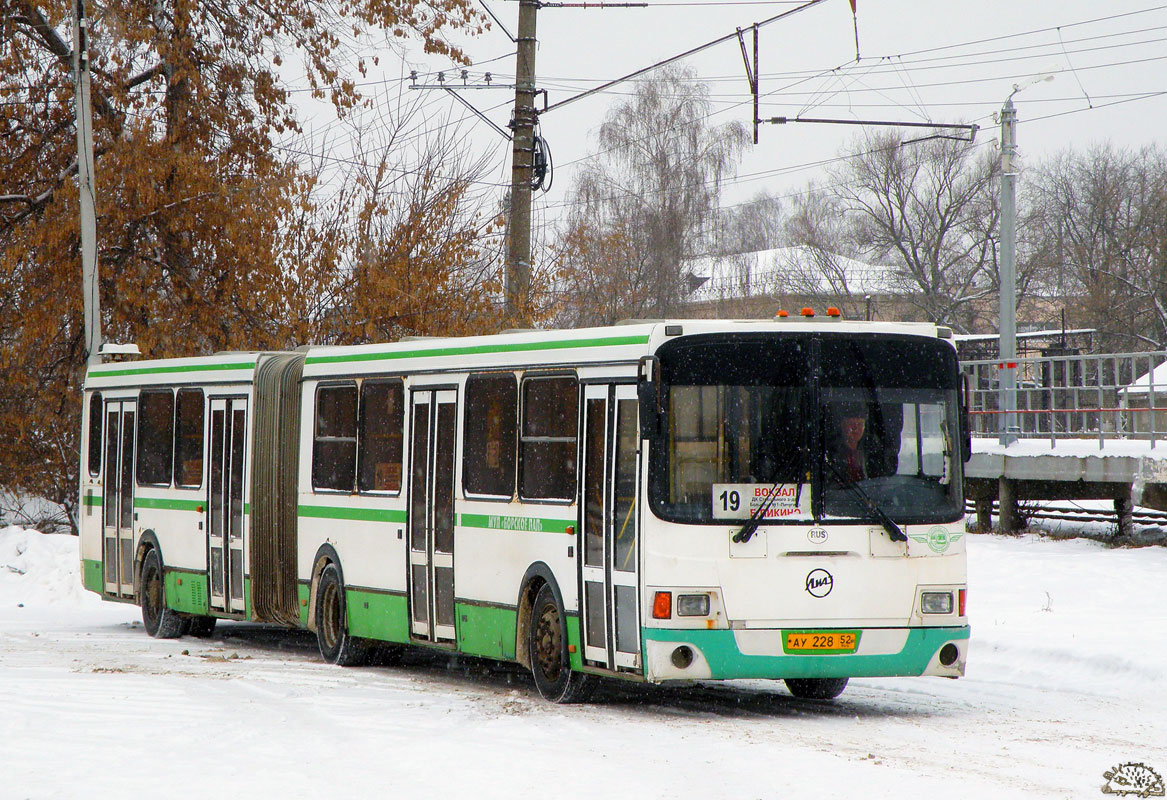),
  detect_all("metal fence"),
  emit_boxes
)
[961,350,1167,447]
